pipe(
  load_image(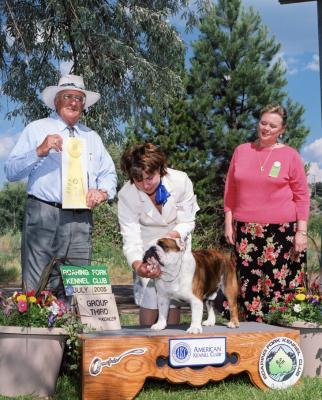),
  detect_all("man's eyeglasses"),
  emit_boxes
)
[61,93,86,104]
